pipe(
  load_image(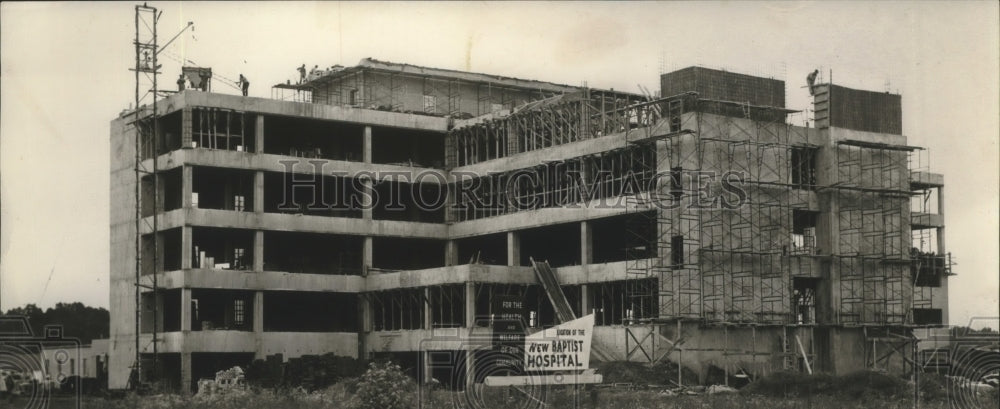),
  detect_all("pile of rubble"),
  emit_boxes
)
[196,366,246,396]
